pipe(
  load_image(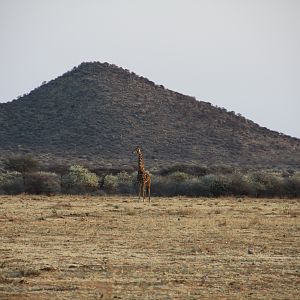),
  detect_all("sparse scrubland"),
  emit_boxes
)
[0,195,299,299]
[1,156,300,198]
